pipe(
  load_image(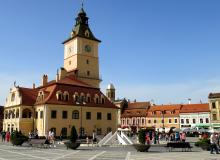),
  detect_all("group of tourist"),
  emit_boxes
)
[144,131,186,145]
[28,129,39,139]
[0,131,10,143]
